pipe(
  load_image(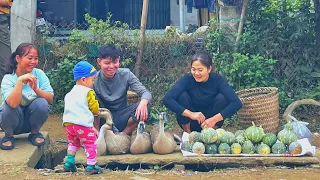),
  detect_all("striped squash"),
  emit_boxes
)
[244,122,265,143]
